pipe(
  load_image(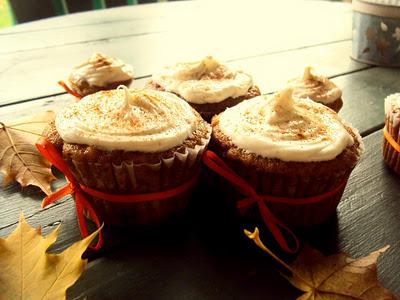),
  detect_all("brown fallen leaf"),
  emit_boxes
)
[0,111,56,195]
[0,212,101,300]
[245,228,399,300]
